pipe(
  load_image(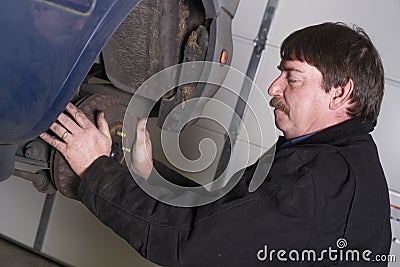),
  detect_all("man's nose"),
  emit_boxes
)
[267,76,284,97]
